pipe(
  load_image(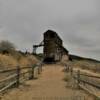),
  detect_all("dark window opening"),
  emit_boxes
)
[50,33,55,38]
[43,57,55,63]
